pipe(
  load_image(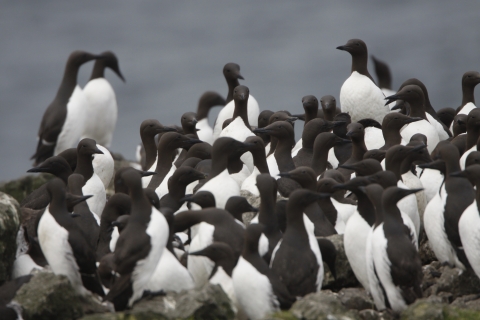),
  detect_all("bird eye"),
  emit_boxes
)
[408,90,412,93]
[227,69,230,73]
[149,124,153,127]
[356,43,360,46]
[394,117,398,120]
[468,75,472,78]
